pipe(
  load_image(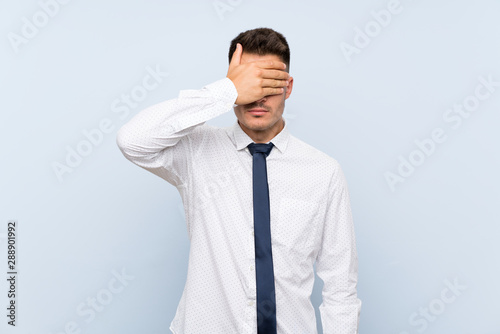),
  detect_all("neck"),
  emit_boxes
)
[240,118,284,143]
